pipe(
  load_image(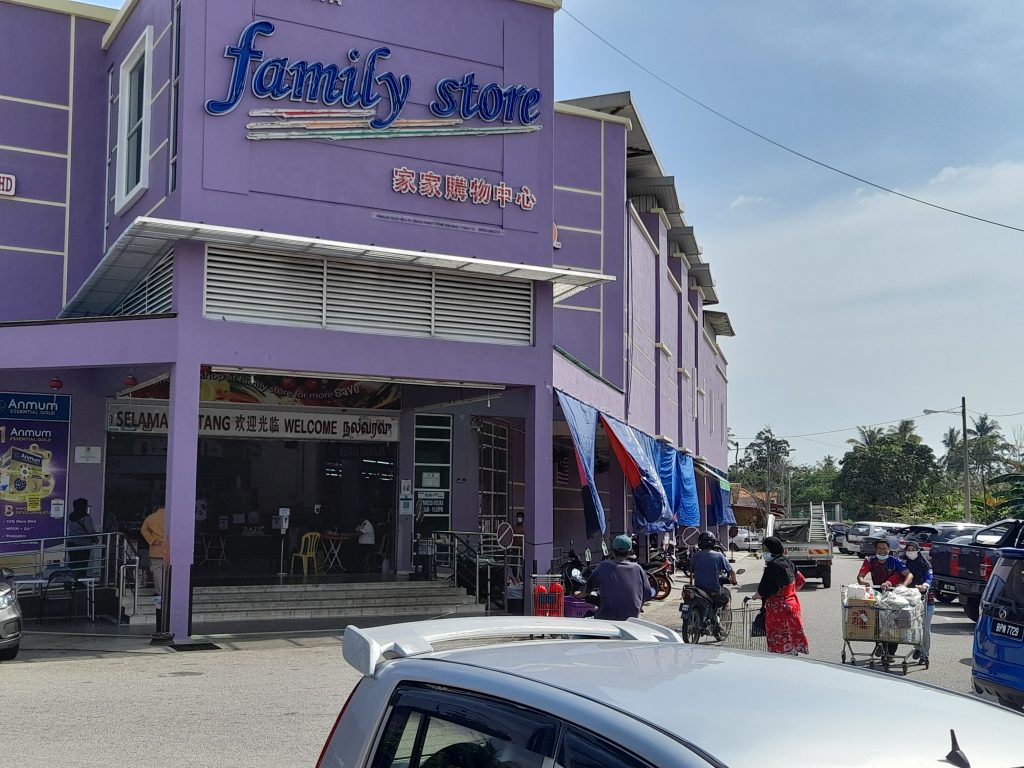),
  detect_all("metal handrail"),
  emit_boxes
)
[431,530,525,612]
